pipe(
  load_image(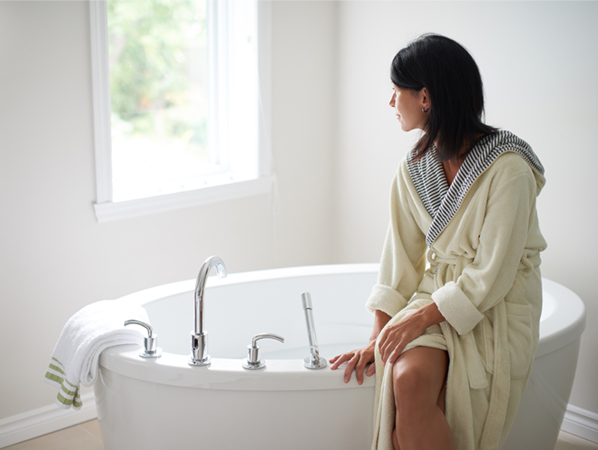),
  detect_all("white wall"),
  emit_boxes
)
[0,0,337,421]
[333,0,598,423]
